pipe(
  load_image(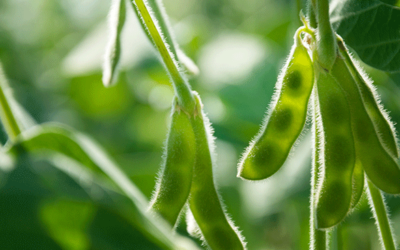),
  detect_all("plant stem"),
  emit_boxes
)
[314,0,336,71]
[130,0,195,112]
[367,180,396,250]
[0,67,21,142]
[311,88,328,250]
[146,0,178,59]
[308,0,317,28]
